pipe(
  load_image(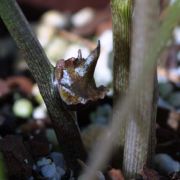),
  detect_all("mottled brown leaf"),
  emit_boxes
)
[54,41,107,108]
